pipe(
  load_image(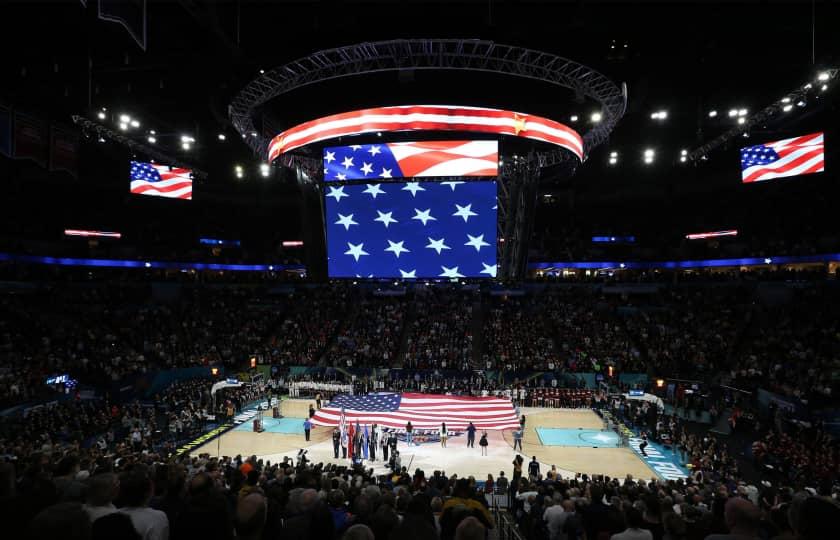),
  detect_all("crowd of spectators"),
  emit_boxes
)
[483,297,558,372]
[404,289,475,371]
[328,297,408,368]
